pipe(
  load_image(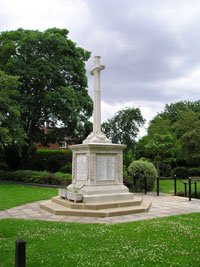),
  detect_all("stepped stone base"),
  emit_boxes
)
[65,184,135,203]
[40,196,151,217]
